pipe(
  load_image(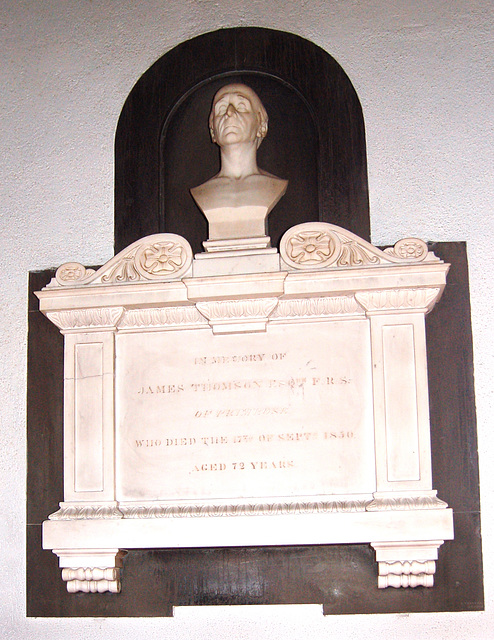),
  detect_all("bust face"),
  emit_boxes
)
[209,84,267,148]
